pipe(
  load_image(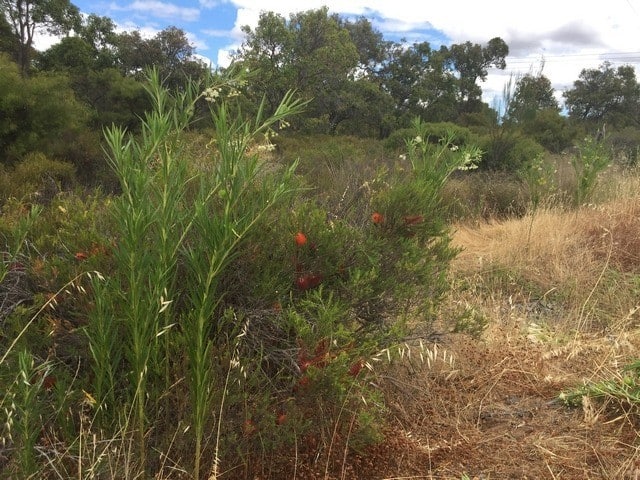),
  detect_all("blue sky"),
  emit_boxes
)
[40,0,640,106]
